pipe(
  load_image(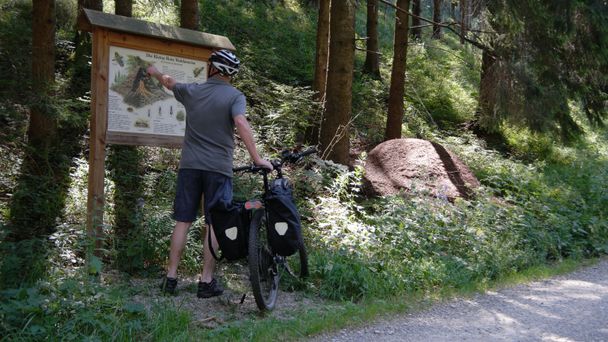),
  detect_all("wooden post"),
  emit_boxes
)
[87,27,109,256]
